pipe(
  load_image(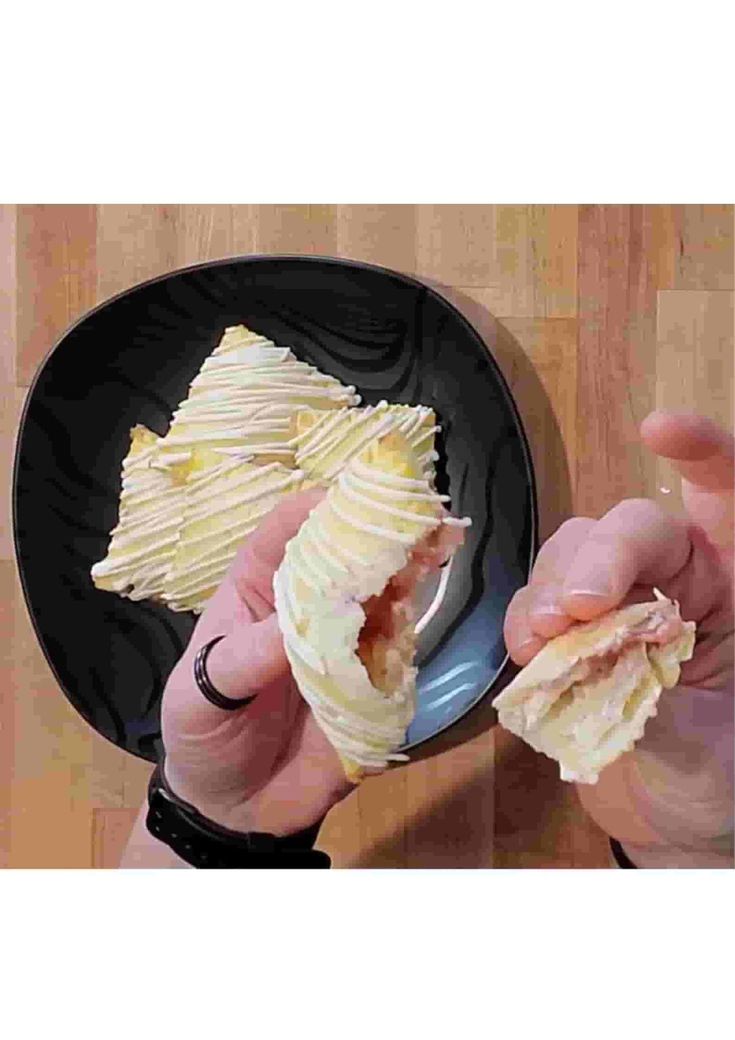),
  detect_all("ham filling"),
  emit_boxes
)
[542,605,686,700]
[357,522,465,695]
